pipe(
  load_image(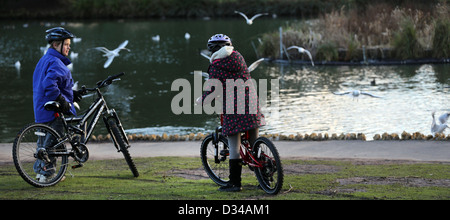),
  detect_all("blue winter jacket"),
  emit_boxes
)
[33,48,76,123]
